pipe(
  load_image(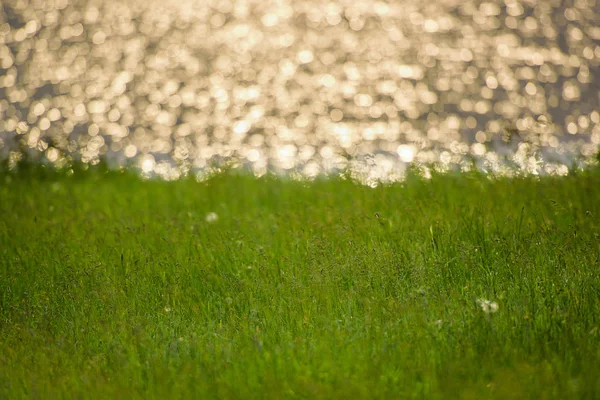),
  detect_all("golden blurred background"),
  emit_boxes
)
[0,0,599,183]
